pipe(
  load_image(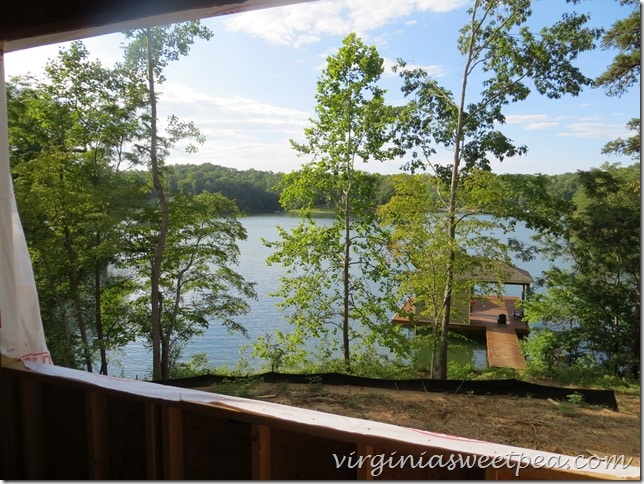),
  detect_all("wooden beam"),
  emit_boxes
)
[251,424,272,479]
[19,379,45,478]
[0,373,20,478]
[1,0,312,52]
[86,391,109,479]
[356,444,375,480]
[144,403,162,479]
[163,406,184,479]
